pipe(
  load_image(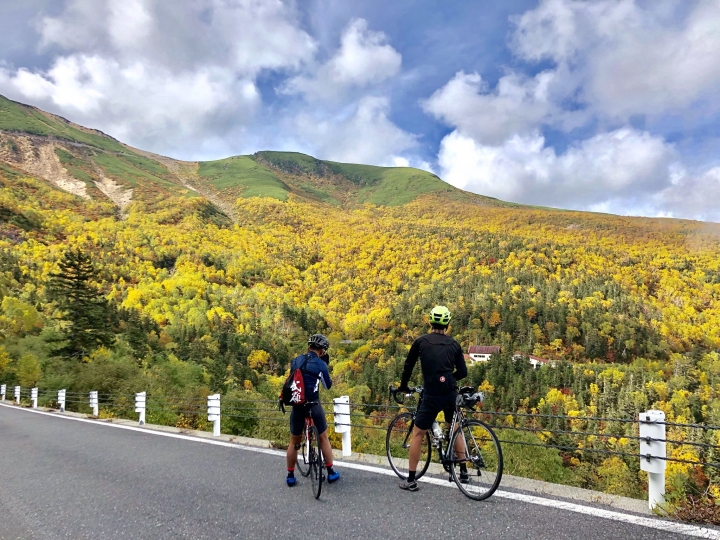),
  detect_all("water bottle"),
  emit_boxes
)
[432,421,443,439]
